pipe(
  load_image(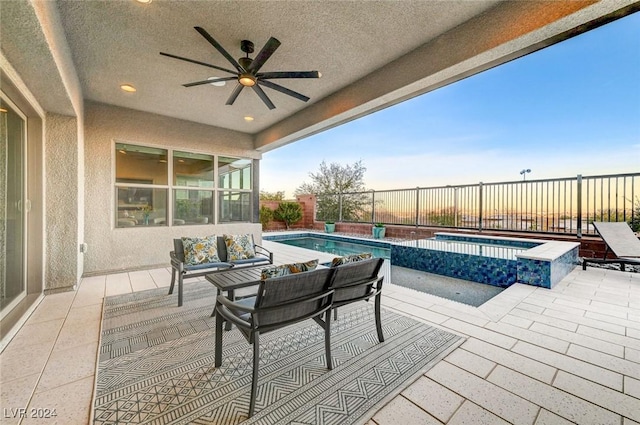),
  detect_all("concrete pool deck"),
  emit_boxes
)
[1,237,639,424]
